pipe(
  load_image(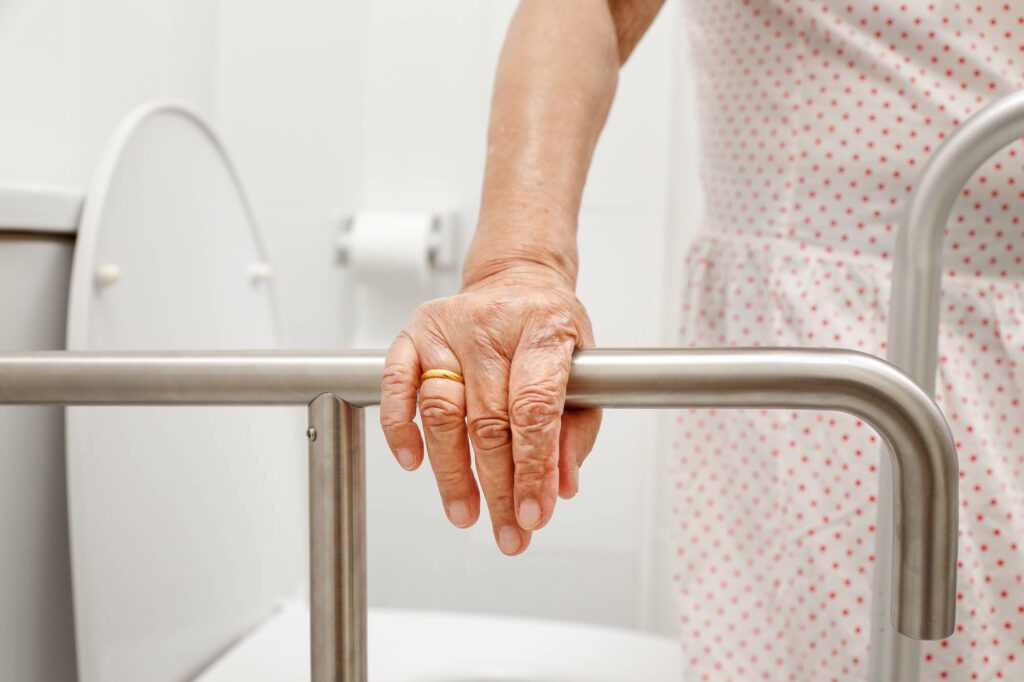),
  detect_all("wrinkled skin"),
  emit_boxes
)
[380,265,601,555]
